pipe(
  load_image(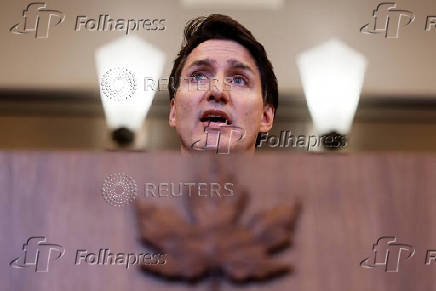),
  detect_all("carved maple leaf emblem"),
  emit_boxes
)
[135,188,300,284]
